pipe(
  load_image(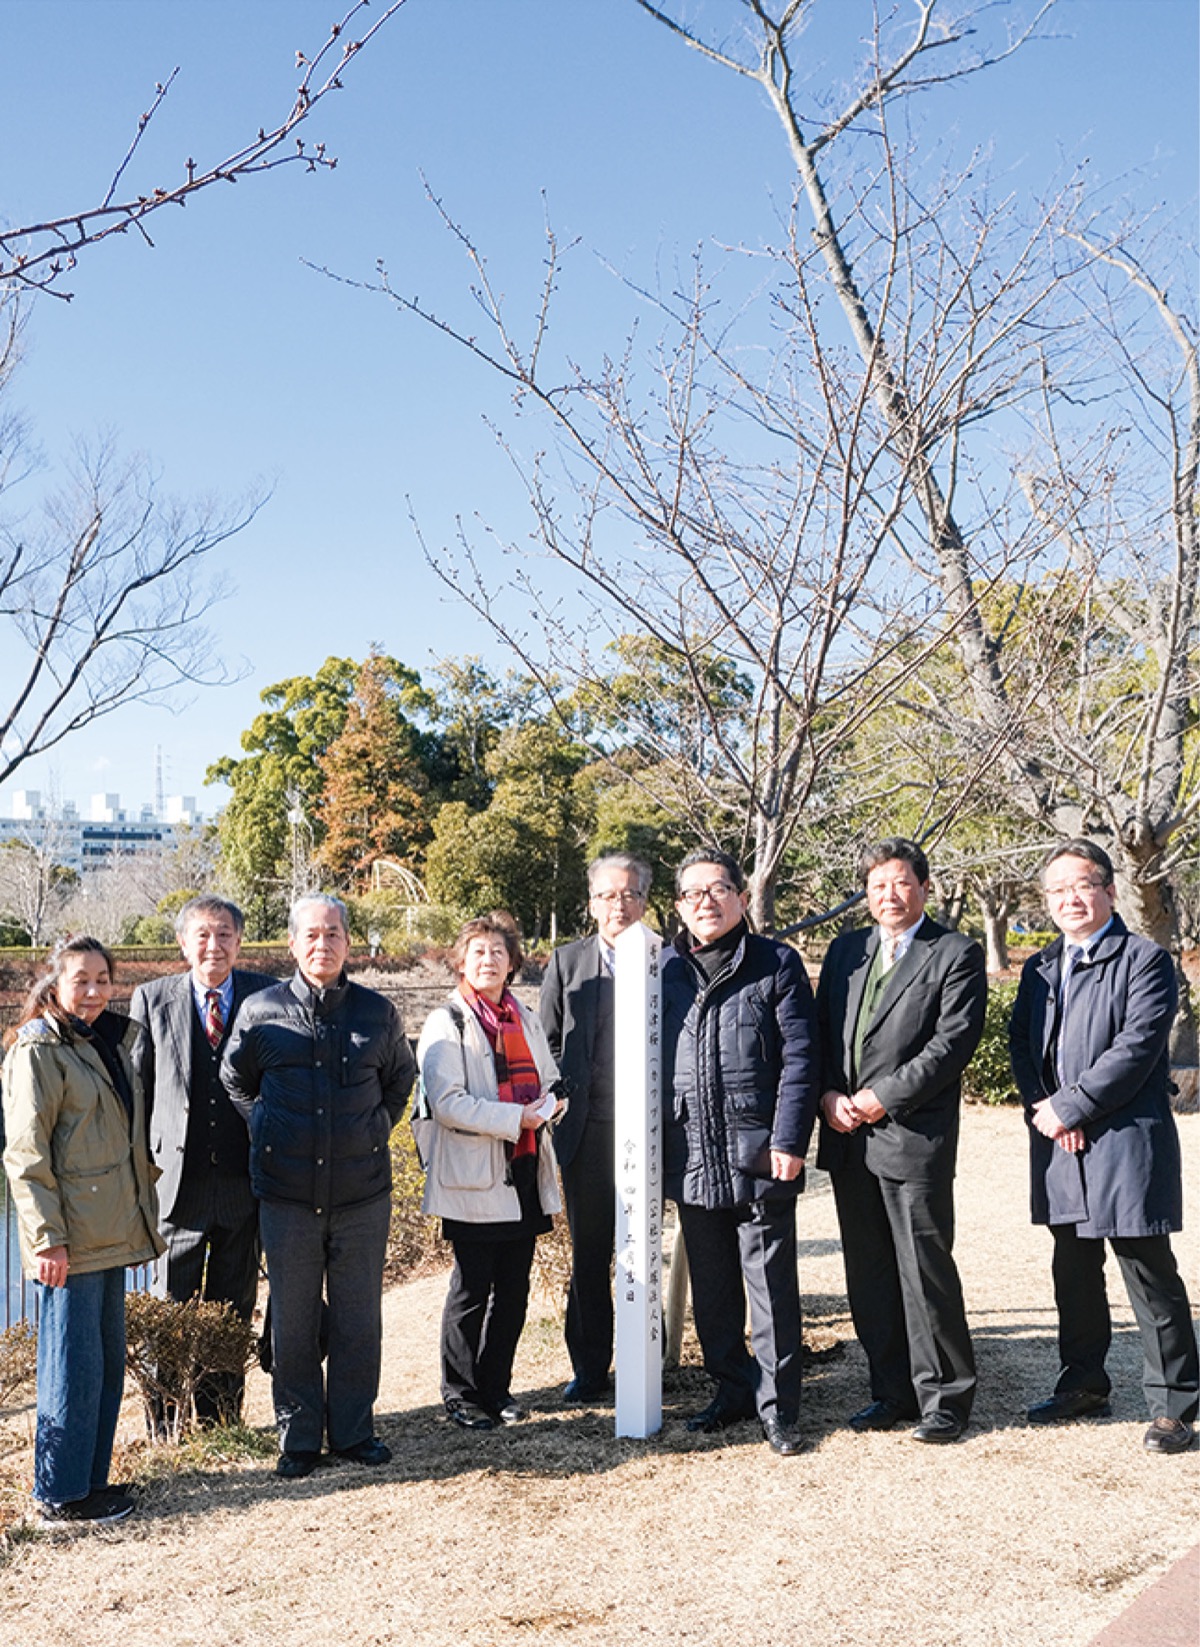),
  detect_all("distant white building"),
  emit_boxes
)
[0,790,204,874]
